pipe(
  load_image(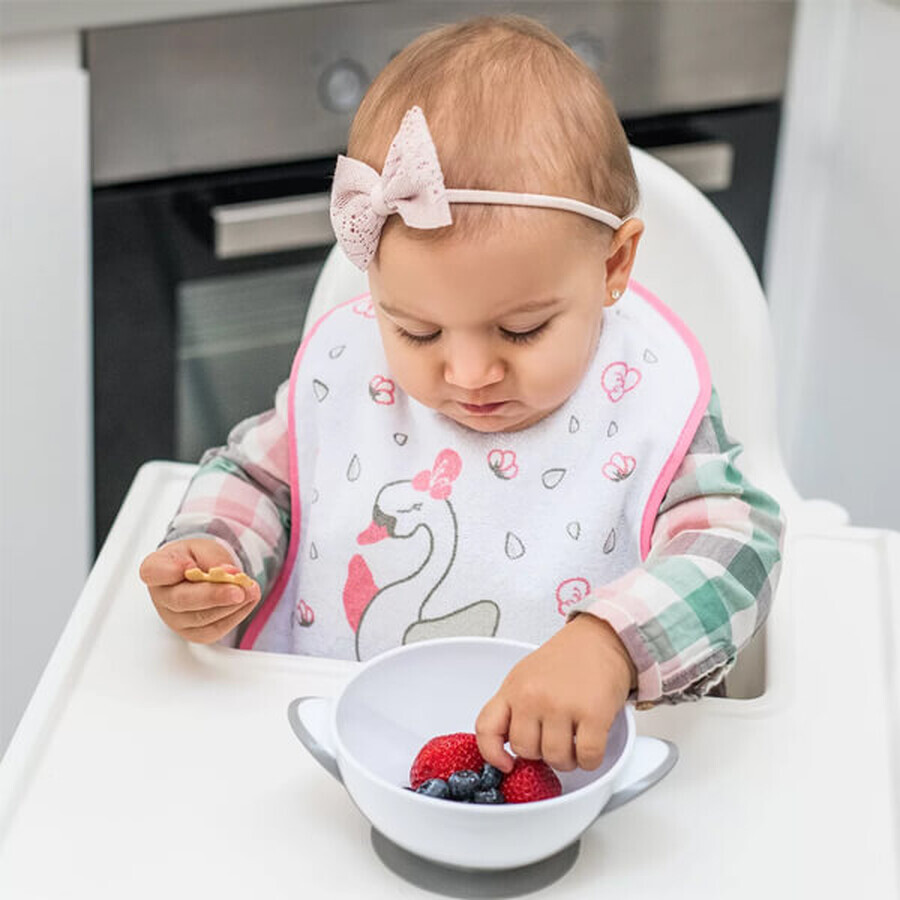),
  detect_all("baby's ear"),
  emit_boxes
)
[604,218,644,304]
